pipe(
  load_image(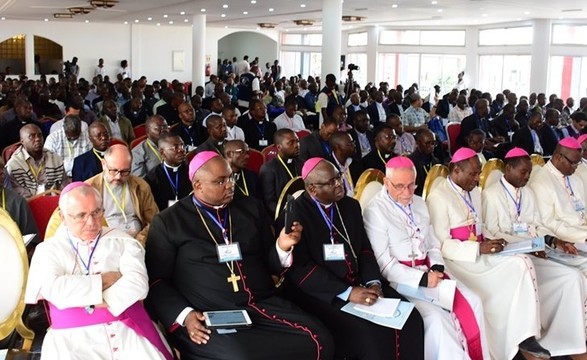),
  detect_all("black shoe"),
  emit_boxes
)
[519,336,551,359]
